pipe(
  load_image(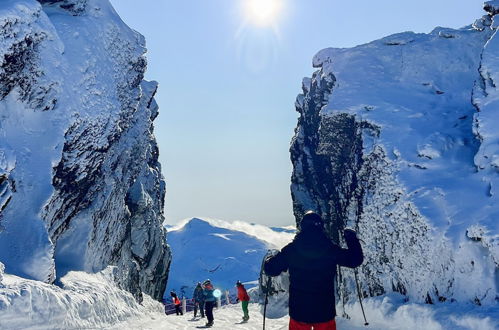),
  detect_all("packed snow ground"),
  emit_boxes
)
[112,296,498,330]
[1,264,496,330]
